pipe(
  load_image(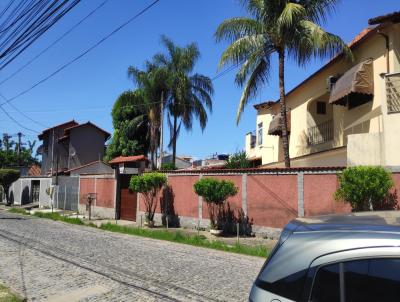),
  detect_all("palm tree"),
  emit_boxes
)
[216,0,352,167]
[128,64,169,169]
[154,36,214,166]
